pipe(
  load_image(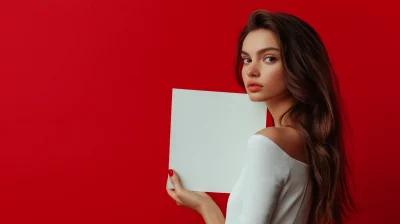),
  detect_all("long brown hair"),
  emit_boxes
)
[234,10,357,224]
